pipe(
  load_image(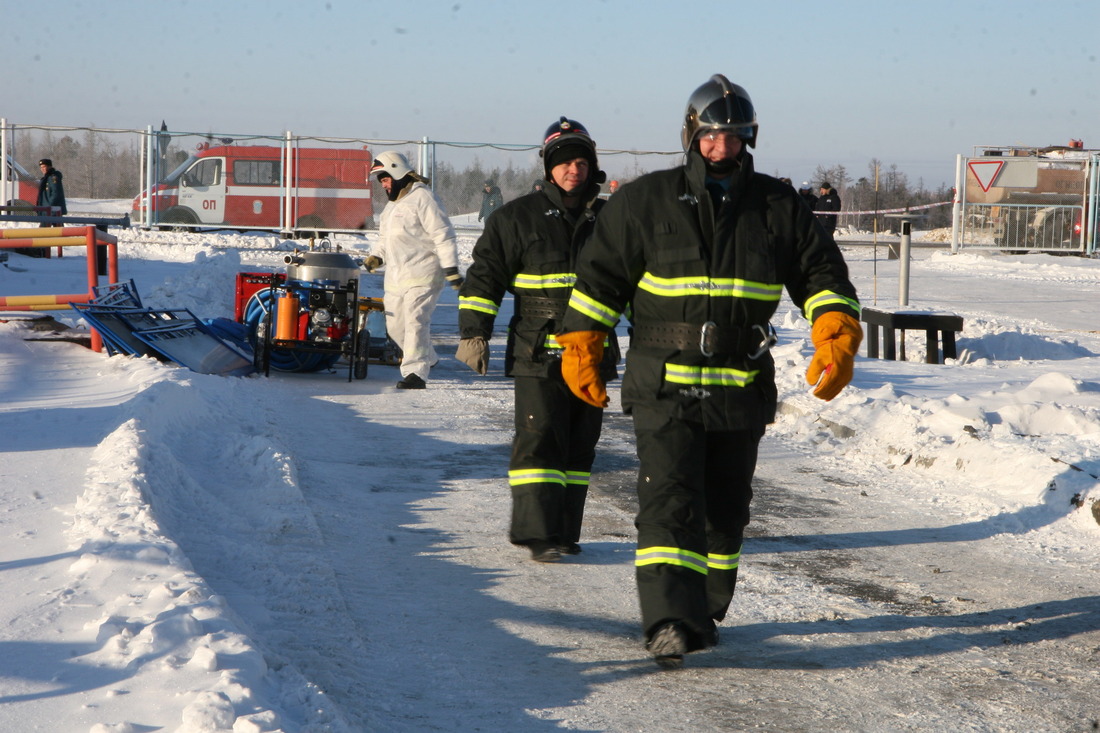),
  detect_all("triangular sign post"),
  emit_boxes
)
[968,160,1004,192]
